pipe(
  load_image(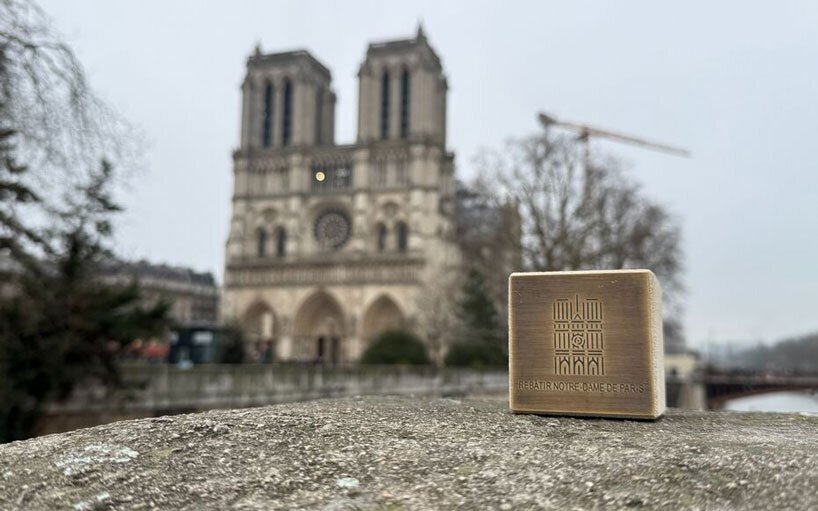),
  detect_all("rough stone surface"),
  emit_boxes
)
[1,397,816,510]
